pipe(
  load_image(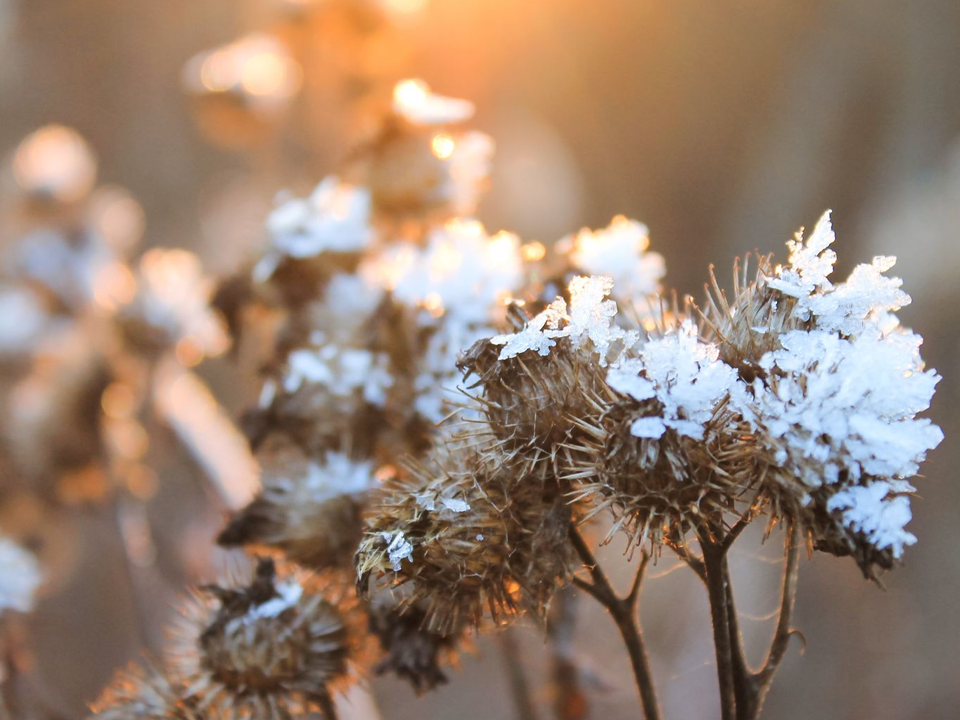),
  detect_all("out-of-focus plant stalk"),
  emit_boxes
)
[547,586,586,720]
[497,627,541,720]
